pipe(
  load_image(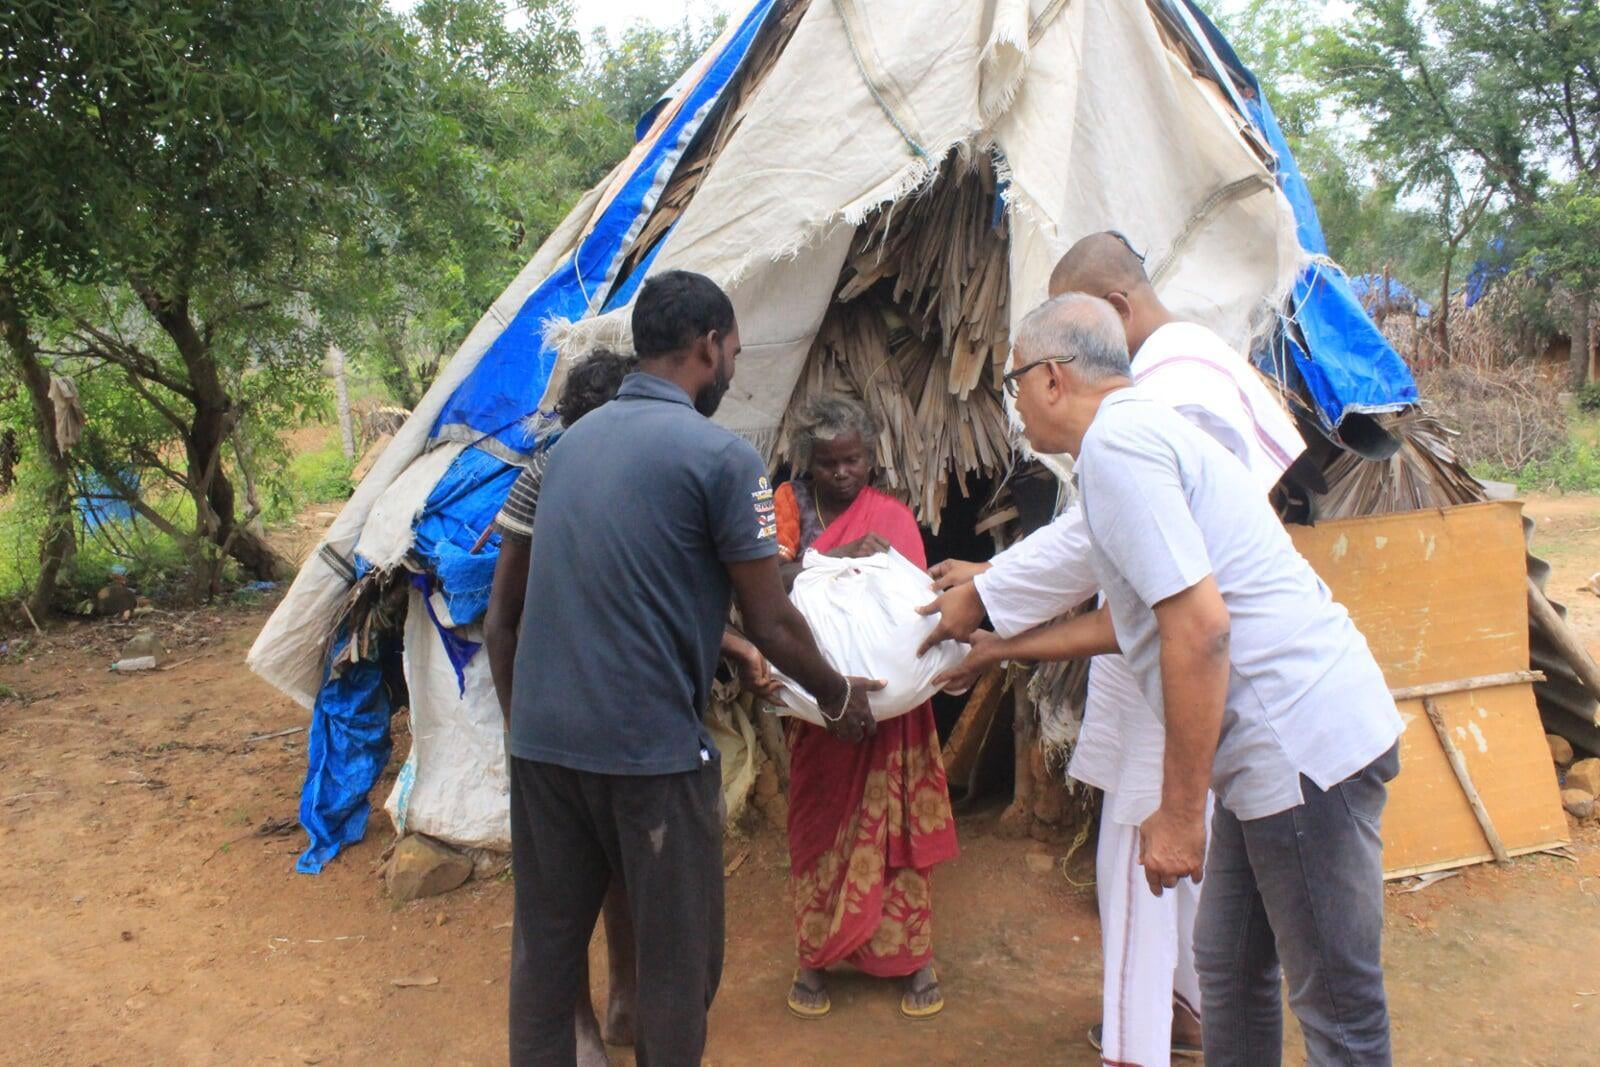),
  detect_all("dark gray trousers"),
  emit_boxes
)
[508,756,724,1067]
[1194,744,1400,1067]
